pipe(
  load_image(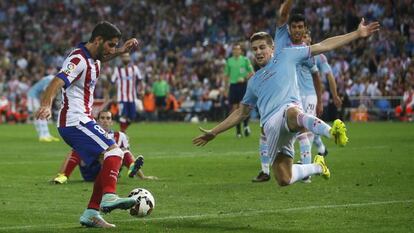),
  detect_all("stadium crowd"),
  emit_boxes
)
[0,0,413,123]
